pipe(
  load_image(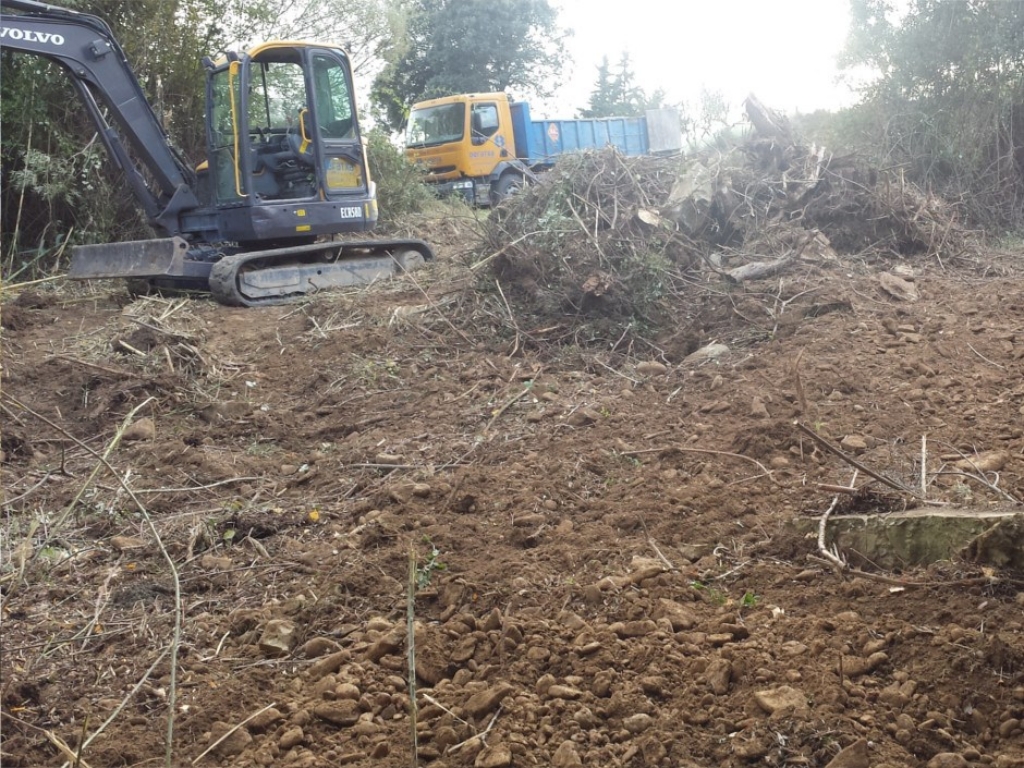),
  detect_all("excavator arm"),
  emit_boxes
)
[0,0,200,236]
